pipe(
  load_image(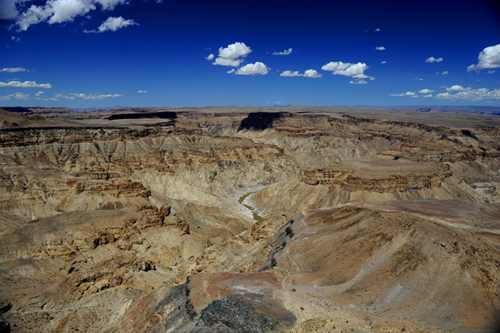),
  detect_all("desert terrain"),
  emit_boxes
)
[0,106,499,332]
